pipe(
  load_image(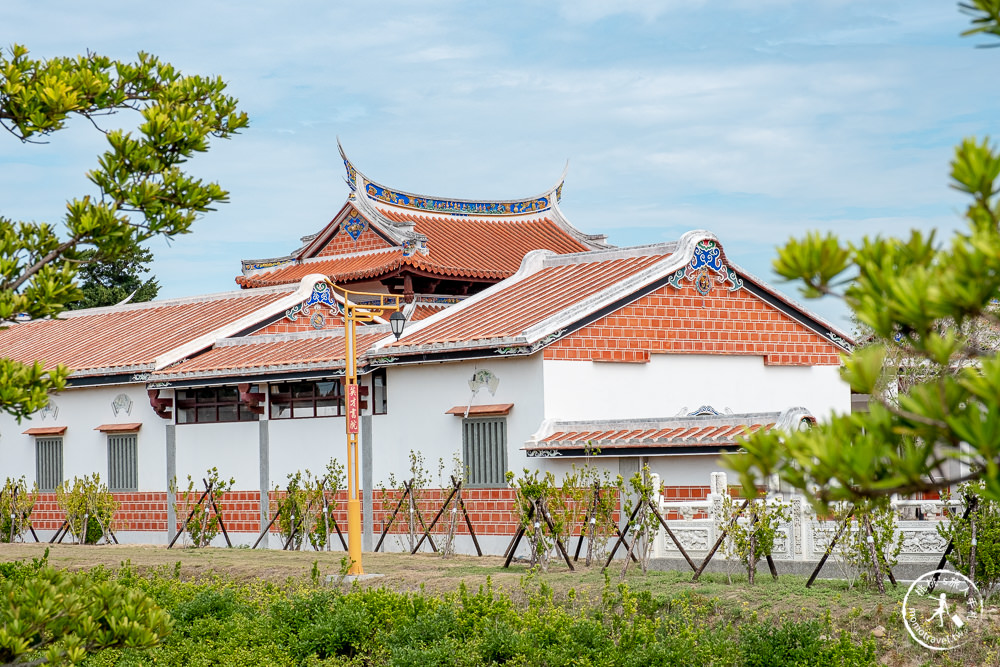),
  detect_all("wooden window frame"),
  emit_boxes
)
[269,380,344,420]
[175,386,259,424]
